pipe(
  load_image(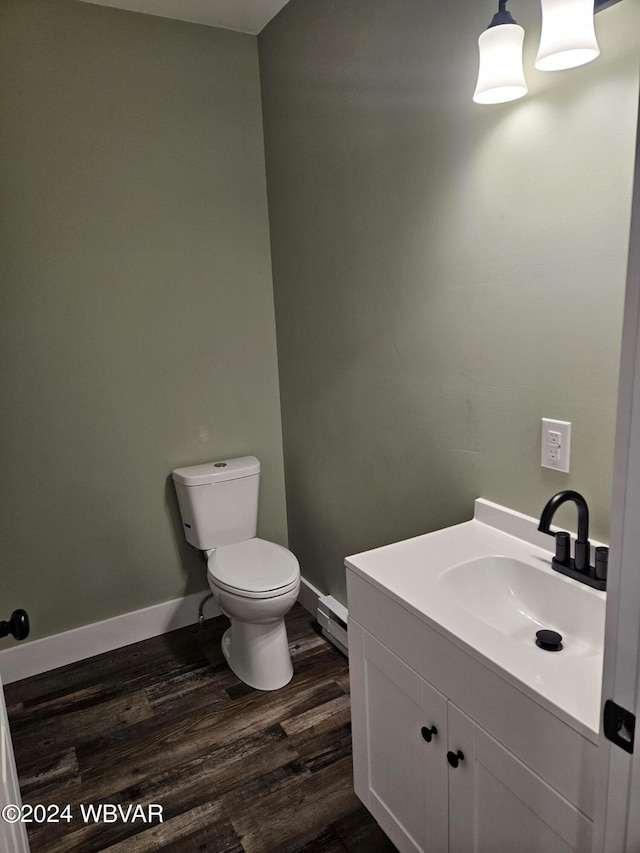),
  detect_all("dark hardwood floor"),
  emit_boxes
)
[4,604,396,853]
